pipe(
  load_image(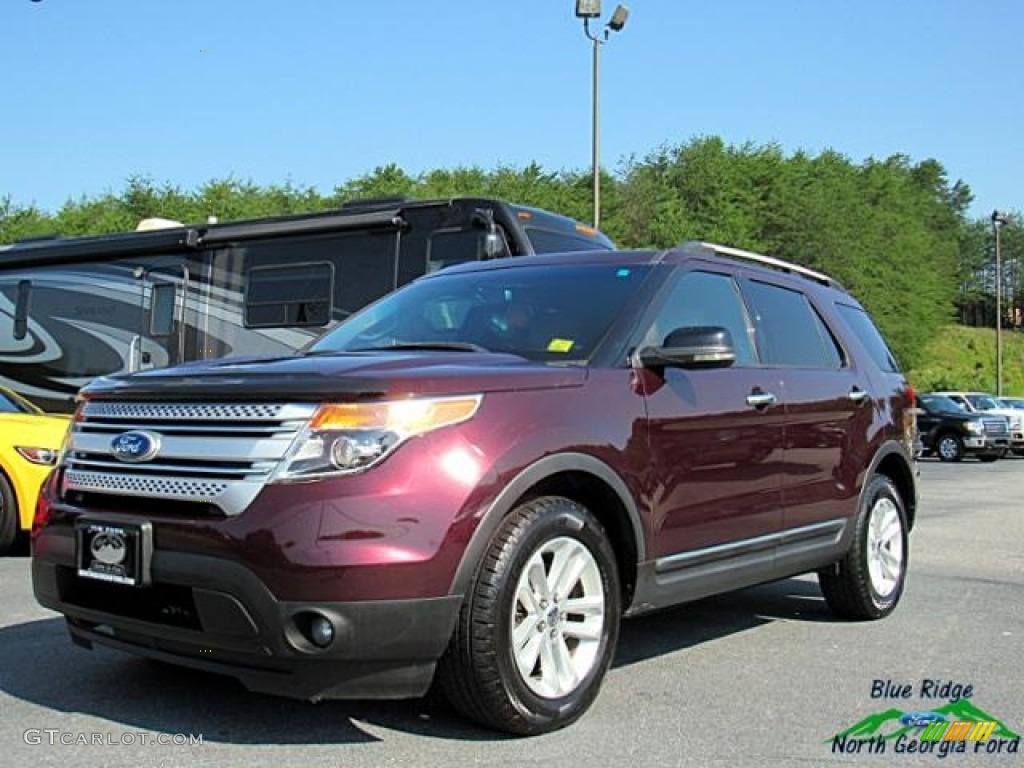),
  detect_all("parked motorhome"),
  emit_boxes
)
[0,198,613,411]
